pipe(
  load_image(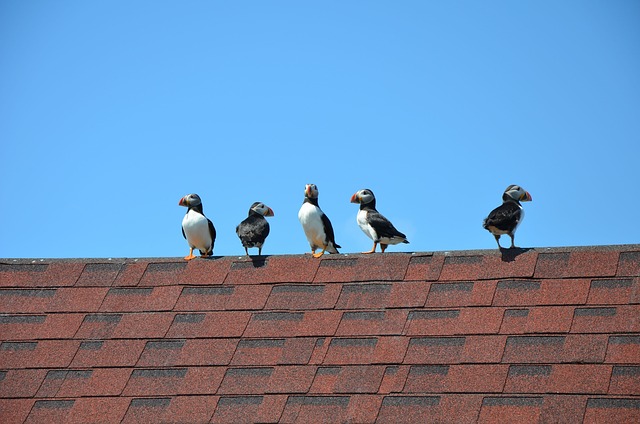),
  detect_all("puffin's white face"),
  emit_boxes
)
[251,202,275,217]
[350,189,375,205]
[504,185,532,202]
[305,184,319,199]
[179,193,202,207]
